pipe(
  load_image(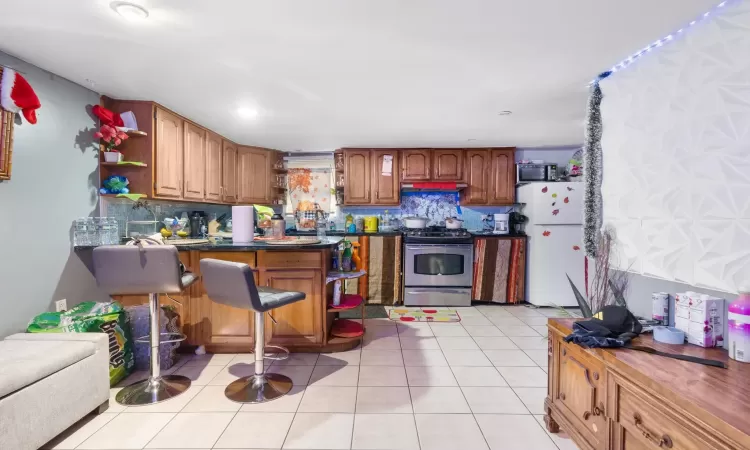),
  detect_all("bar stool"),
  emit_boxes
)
[200,258,306,403]
[92,245,197,406]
